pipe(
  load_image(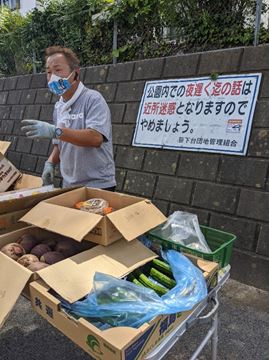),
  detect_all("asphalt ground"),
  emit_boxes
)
[0,278,269,360]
